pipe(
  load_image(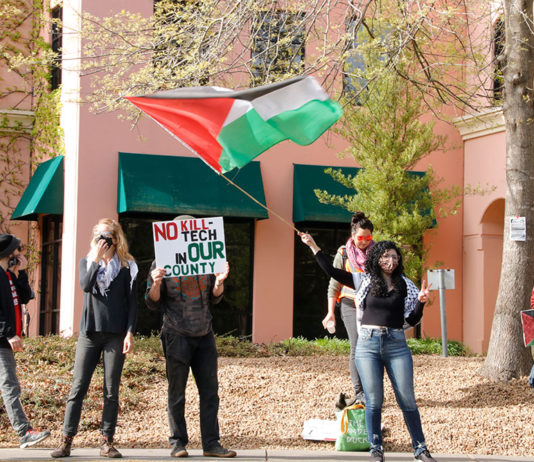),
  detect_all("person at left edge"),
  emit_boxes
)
[0,233,50,448]
[51,219,138,459]
[7,243,33,337]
